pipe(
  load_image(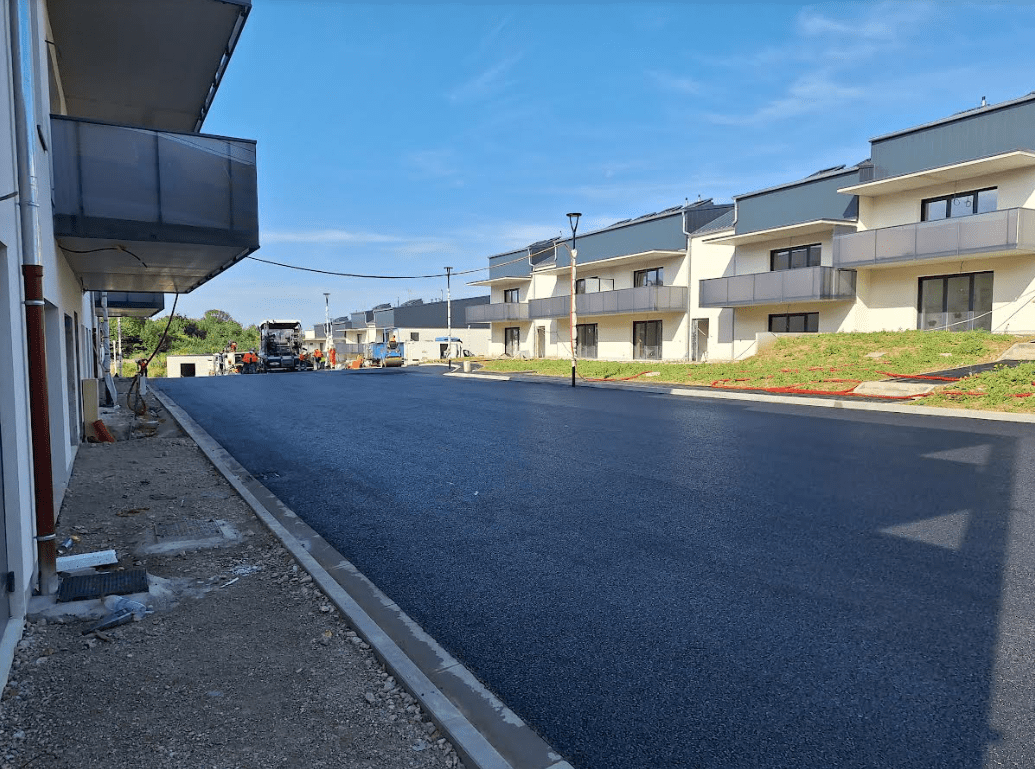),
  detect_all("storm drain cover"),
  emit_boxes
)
[57,568,148,603]
[154,521,223,540]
